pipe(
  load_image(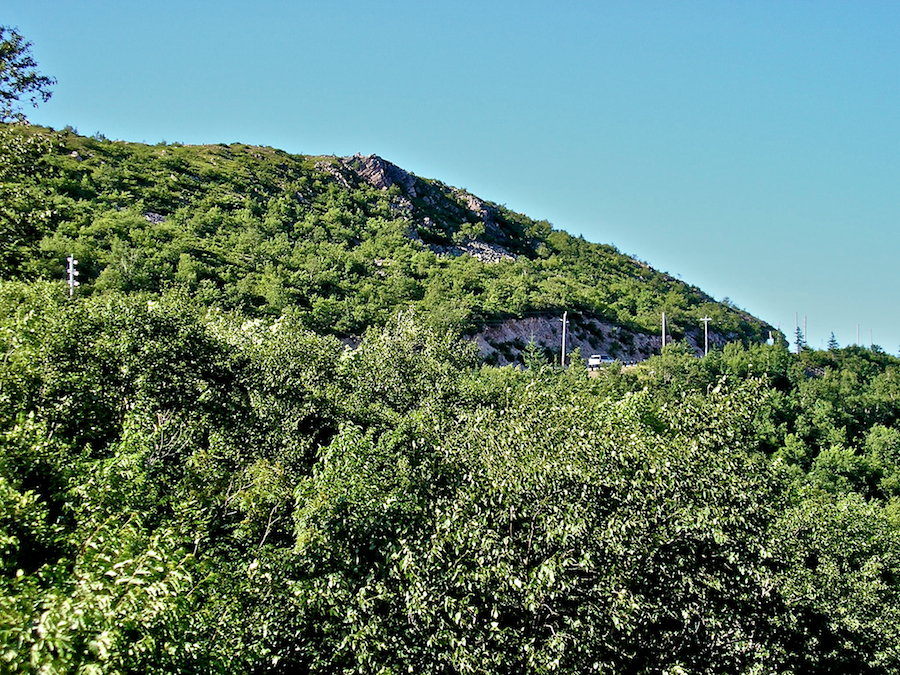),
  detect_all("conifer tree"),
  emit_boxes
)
[794,325,806,354]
